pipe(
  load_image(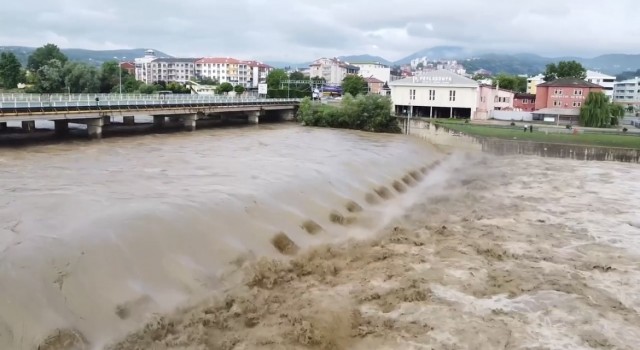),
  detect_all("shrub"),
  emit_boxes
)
[510,122,515,126]
[298,94,401,133]
[623,127,628,133]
